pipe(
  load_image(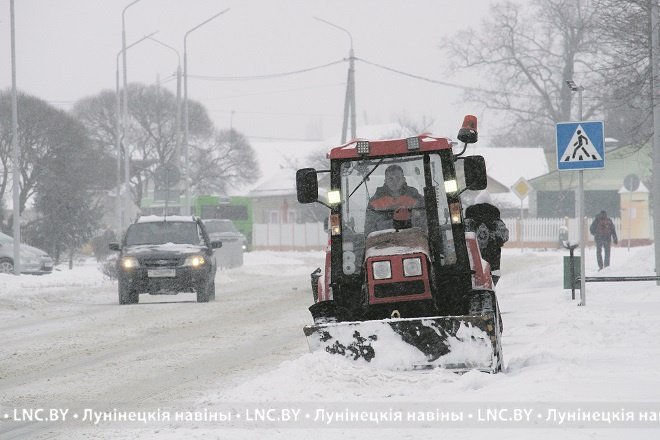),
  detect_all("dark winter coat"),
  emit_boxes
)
[590,212,618,244]
[464,202,509,271]
[364,185,424,236]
